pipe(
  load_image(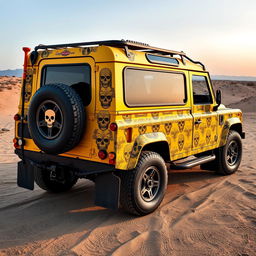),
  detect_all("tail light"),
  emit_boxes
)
[109,122,118,131]
[13,138,19,148]
[14,114,20,121]
[108,152,116,165]
[98,150,107,160]
[108,152,116,160]
[109,159,115,165]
